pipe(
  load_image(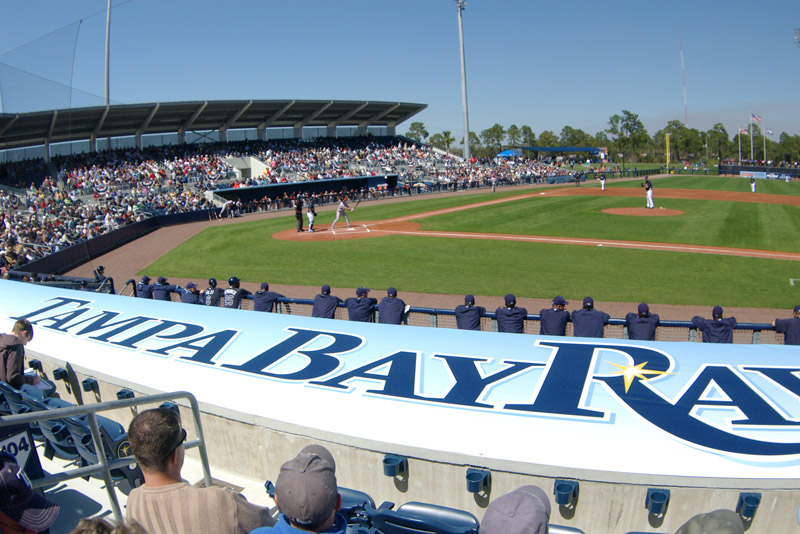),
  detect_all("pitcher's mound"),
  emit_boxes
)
[602,207,684,216]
